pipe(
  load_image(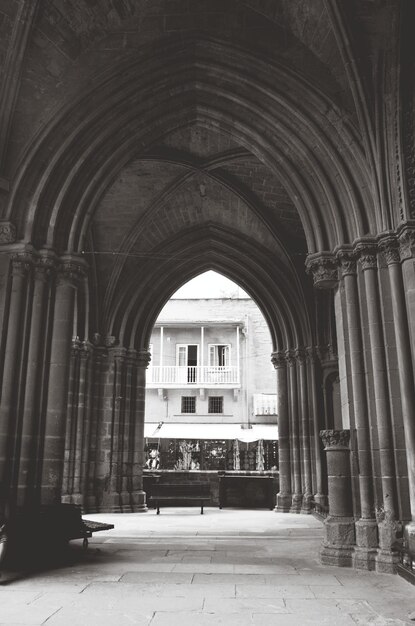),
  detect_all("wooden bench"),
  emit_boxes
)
[148,482,211,514]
